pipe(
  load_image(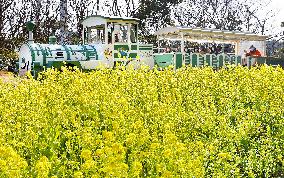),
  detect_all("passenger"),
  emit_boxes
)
[165,46,171,53]
[210,44,217,55]
[199,46,206,54]
[186,47,191,54]
[216,45,222,54]
[242,50,248,66]
[246,45,261,66]
[206,47,211,54]
[247,45,261,57]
